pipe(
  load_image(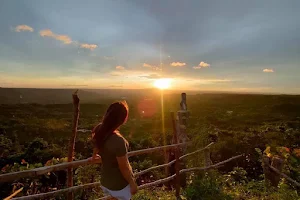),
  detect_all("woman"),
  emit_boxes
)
[89,101,138,200]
